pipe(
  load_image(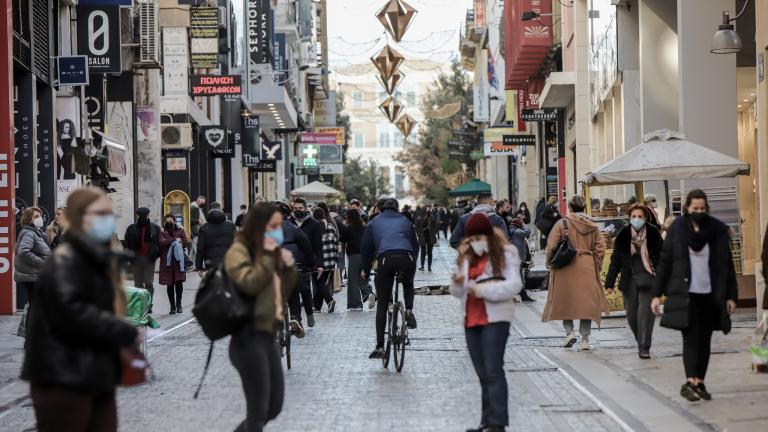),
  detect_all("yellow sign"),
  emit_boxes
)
[316,127,345,145]
[505,90,518,127]
[483,127,517,143]
[600,249,625,312]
